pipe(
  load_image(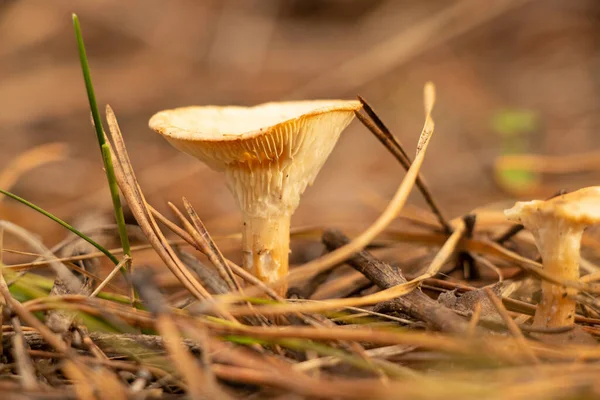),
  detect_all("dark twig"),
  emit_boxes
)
[358,96,411,164]
[494,224,524,244]
[355,97,451,234]
[454,214,478,280]
[322,229,472,334]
